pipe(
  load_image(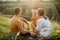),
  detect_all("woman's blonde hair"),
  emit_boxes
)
[37,8,48,20]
